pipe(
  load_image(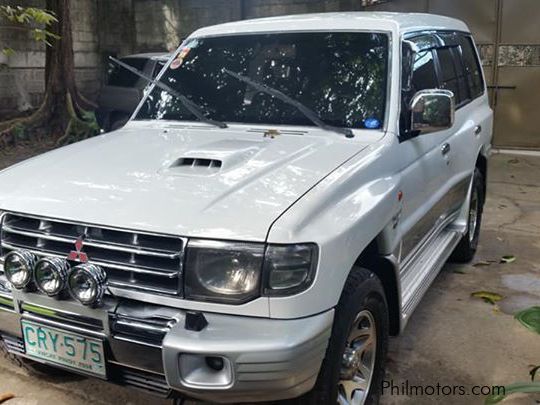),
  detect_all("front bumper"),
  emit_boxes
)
[0,286,333,403]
